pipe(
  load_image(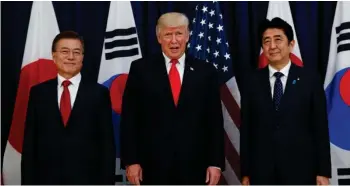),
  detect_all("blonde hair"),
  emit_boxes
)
[156,12,189,36]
